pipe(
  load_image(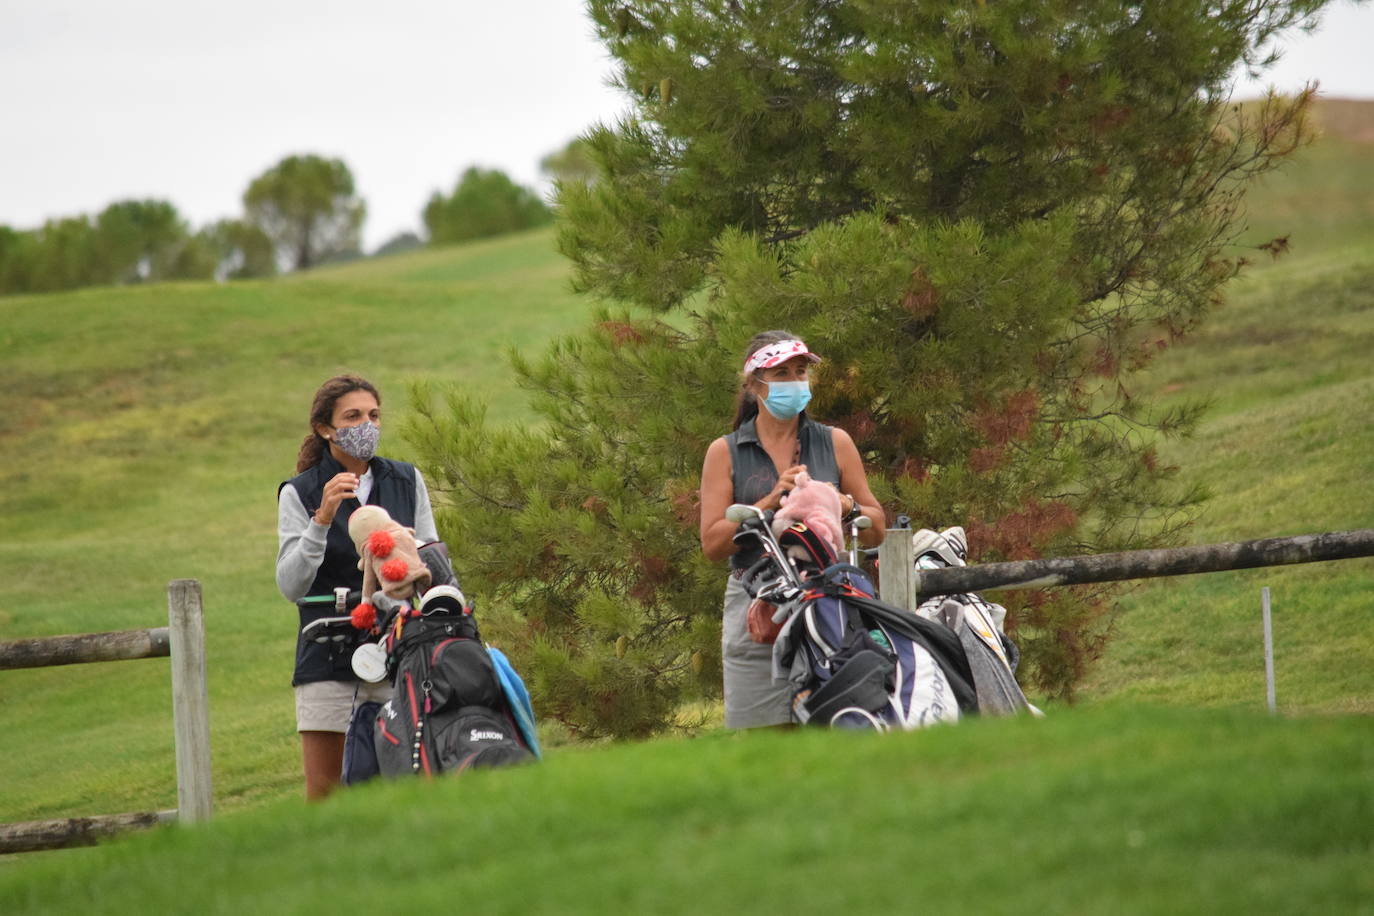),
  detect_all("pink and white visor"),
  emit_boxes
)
[743,339,822,374]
